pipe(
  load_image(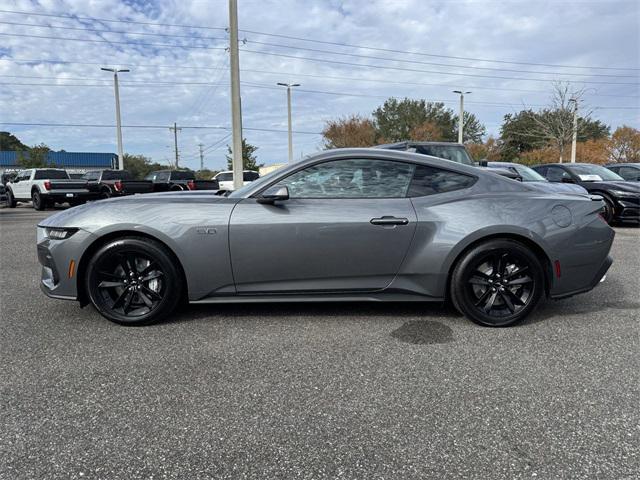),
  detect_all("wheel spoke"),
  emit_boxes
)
[473,270,491,280]
[506,276,533,286]
[504,288,526,306]
[138,290,154,308]
[98,280,126,288]
[141,285,162,301]
[98,271,125,281]
[112,288,129,309]
[469,275,490,286]
[139,262,157,276]
[122,290,134,314]
[474,288,492,307]
[141,271,164,282]
[505,266,528,280]
[483,291,499,313]
[500,291,516,313]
